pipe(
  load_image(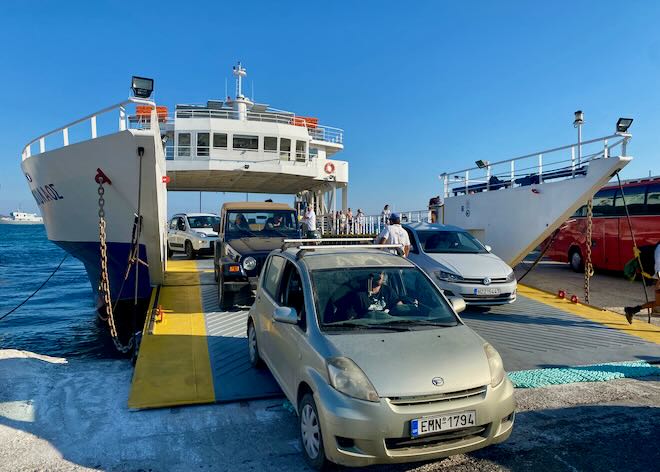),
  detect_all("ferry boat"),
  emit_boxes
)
[19,63,348,346]
[0,211,43,224]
